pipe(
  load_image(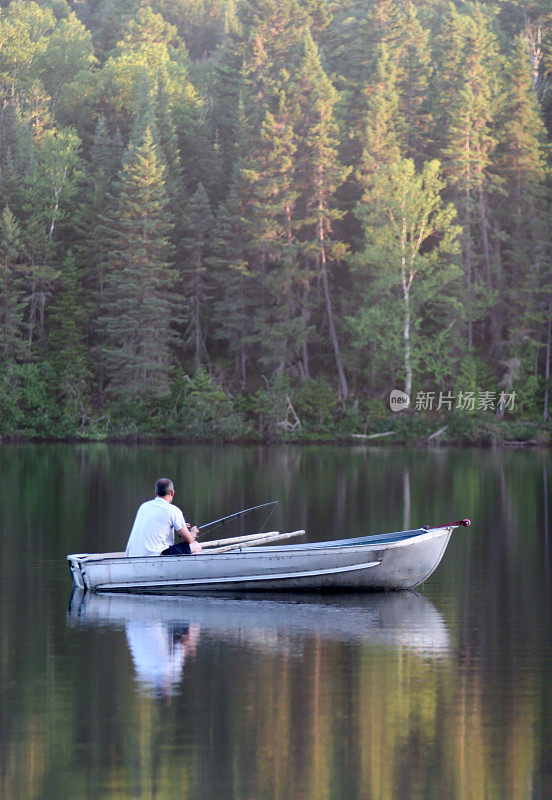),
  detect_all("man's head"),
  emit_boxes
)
[155,478,174,500]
